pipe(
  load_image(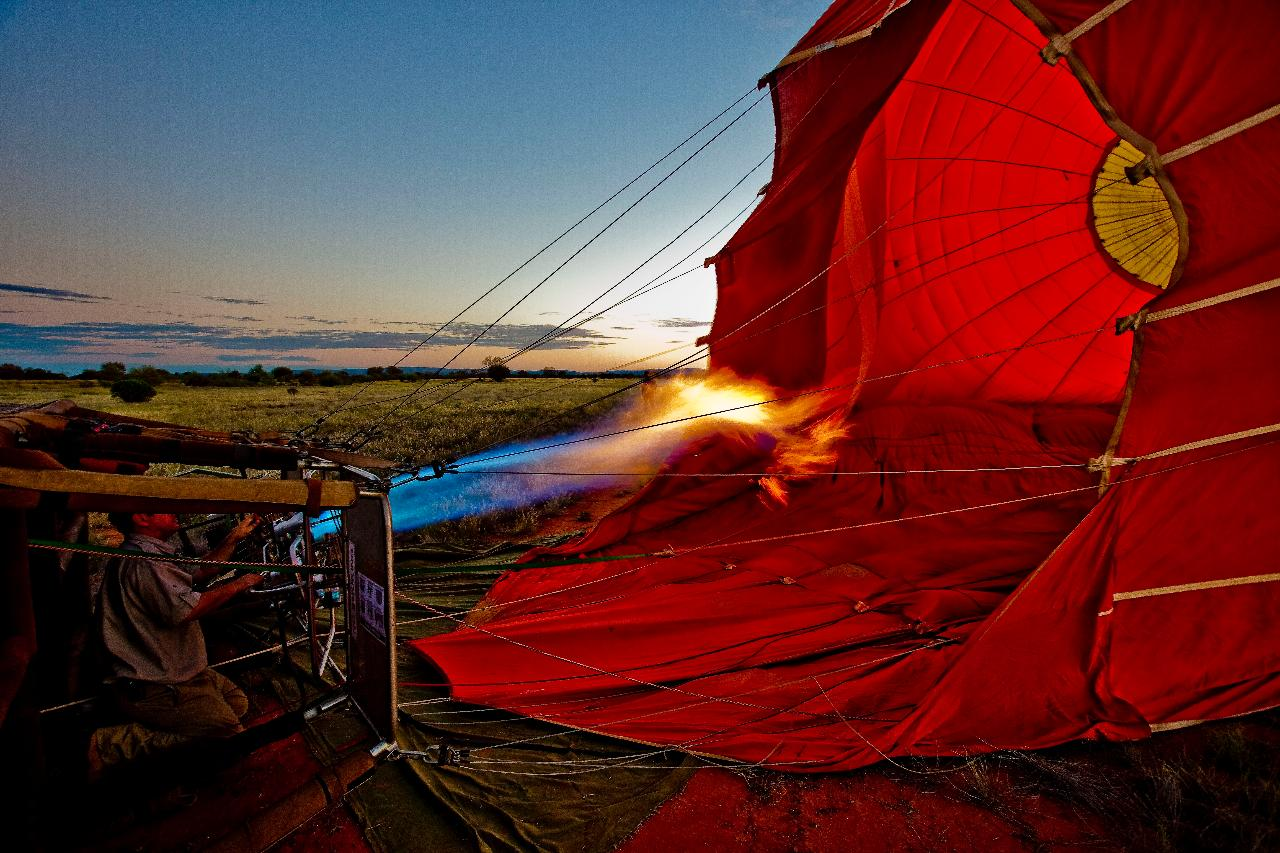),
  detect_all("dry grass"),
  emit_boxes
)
[0,376,639,466]
[890,714,1280,852]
